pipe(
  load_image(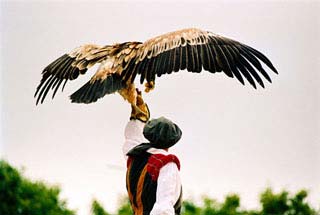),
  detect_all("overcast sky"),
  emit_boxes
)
[1,1,319,214]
